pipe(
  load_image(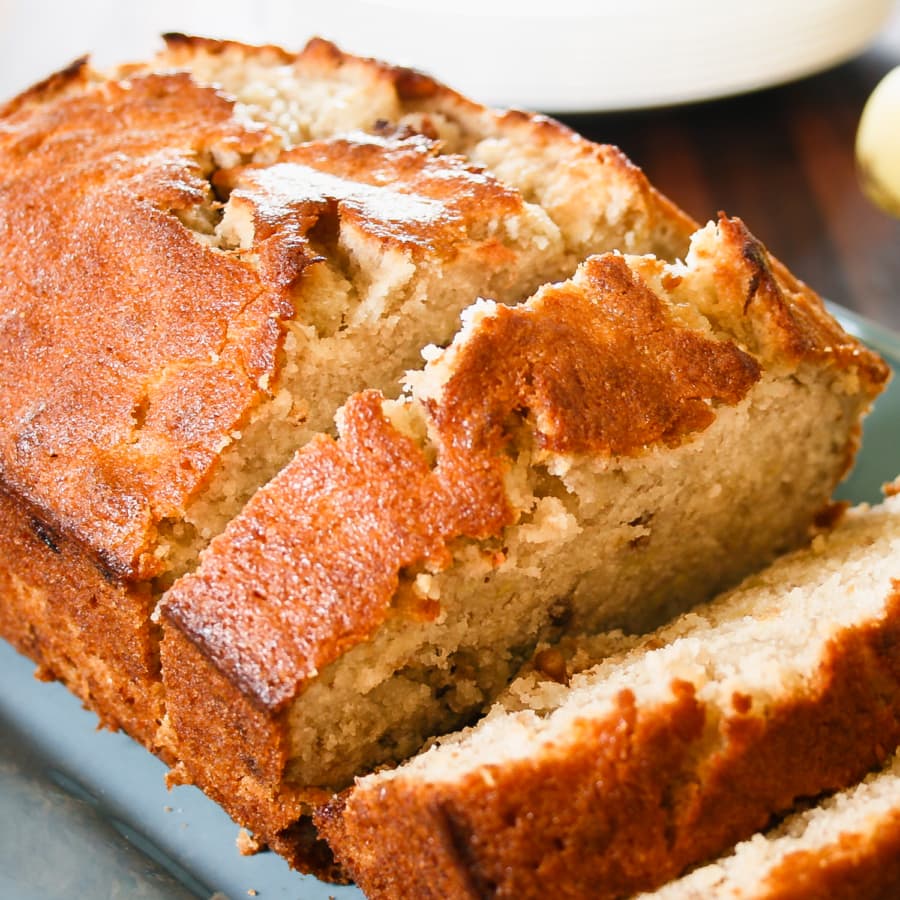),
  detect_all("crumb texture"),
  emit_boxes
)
[161,249,761,709]
[320,497,900,899]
